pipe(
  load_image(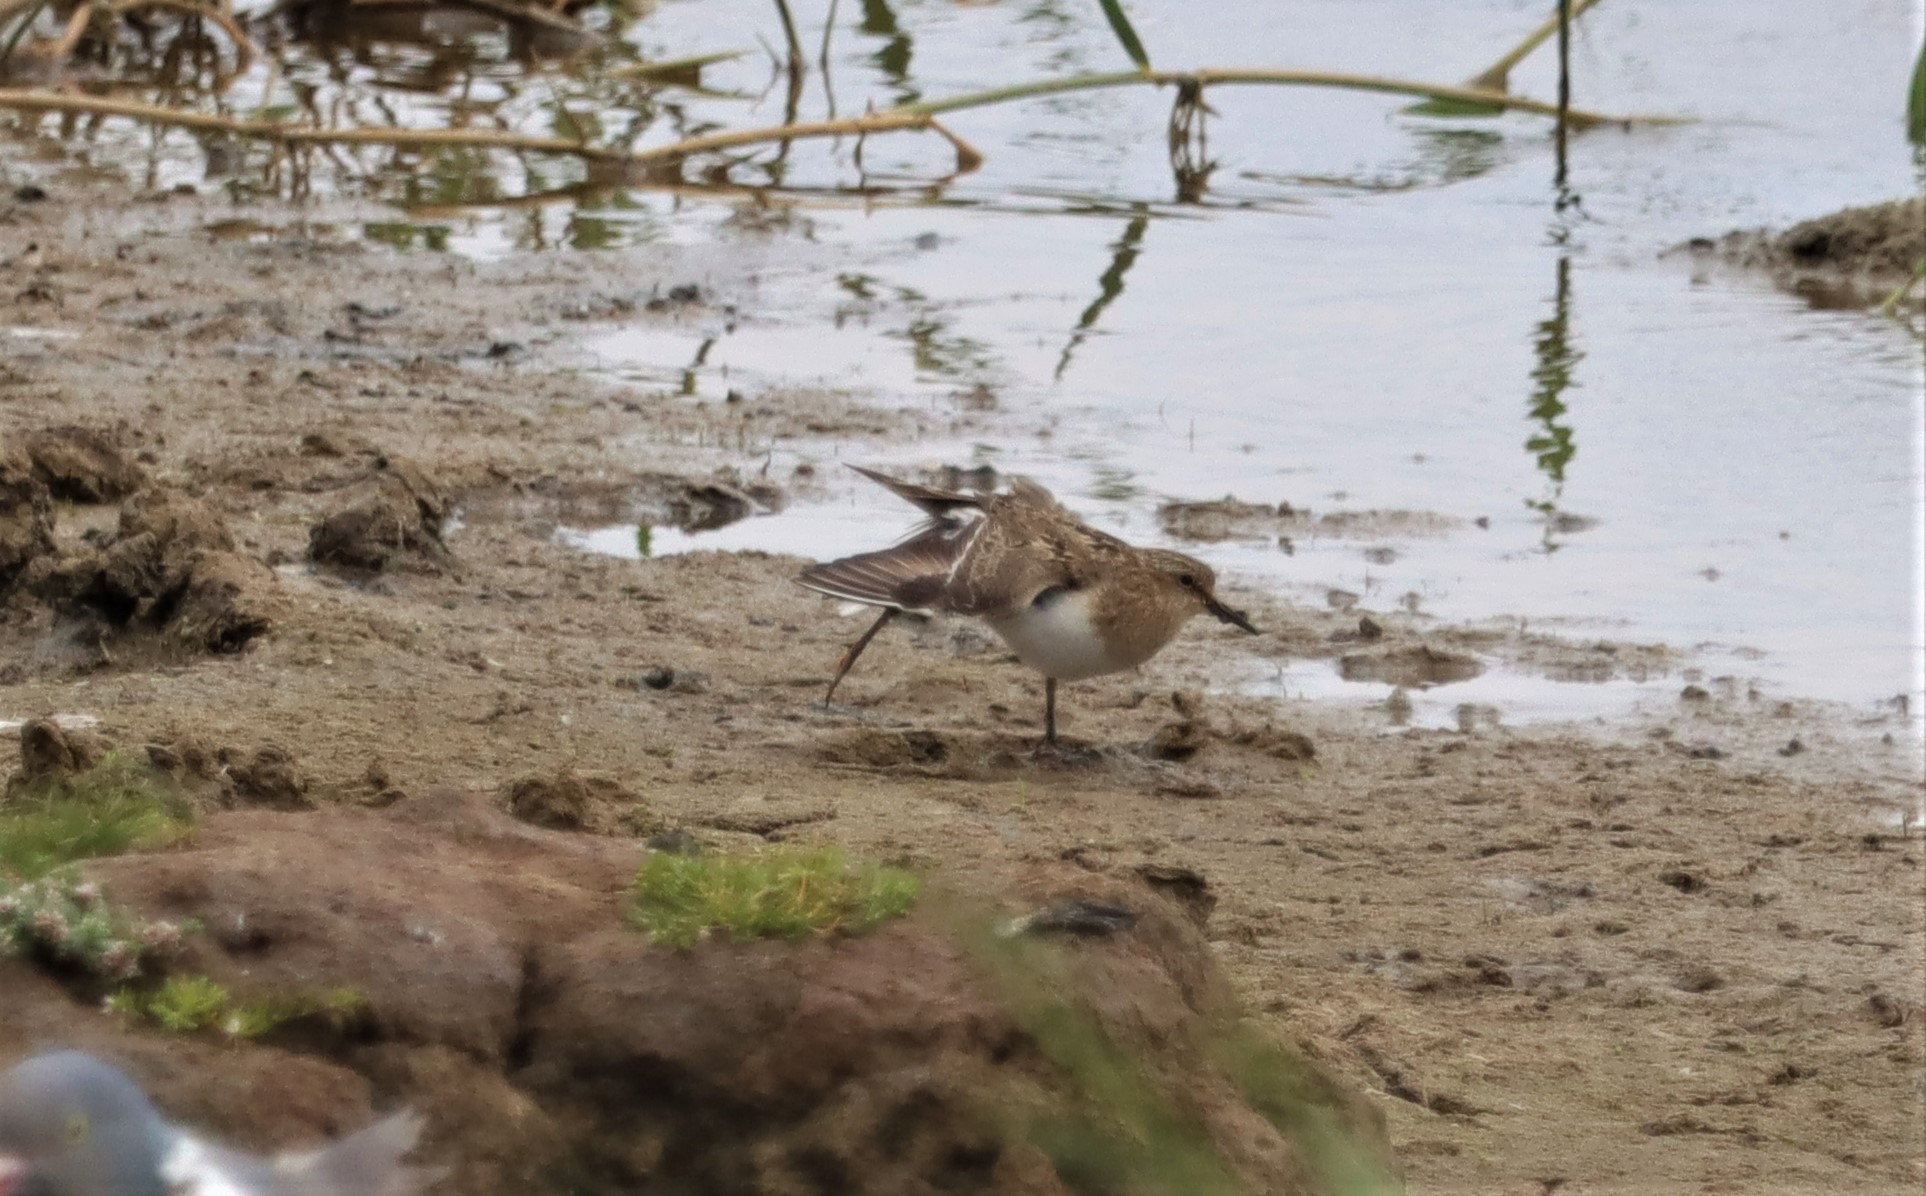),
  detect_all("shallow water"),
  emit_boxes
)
[563,2,1925,728]
[13,0,1924,730]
